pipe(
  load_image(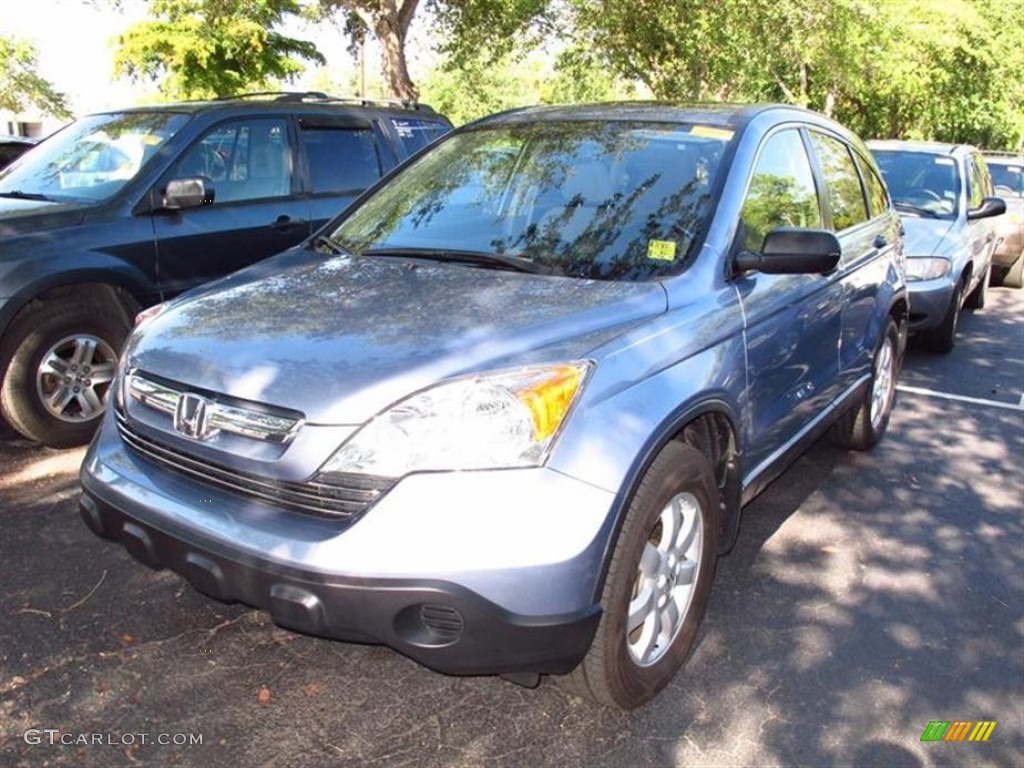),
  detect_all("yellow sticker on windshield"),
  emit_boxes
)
[690,126,734,141]
[647,240,677,261]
